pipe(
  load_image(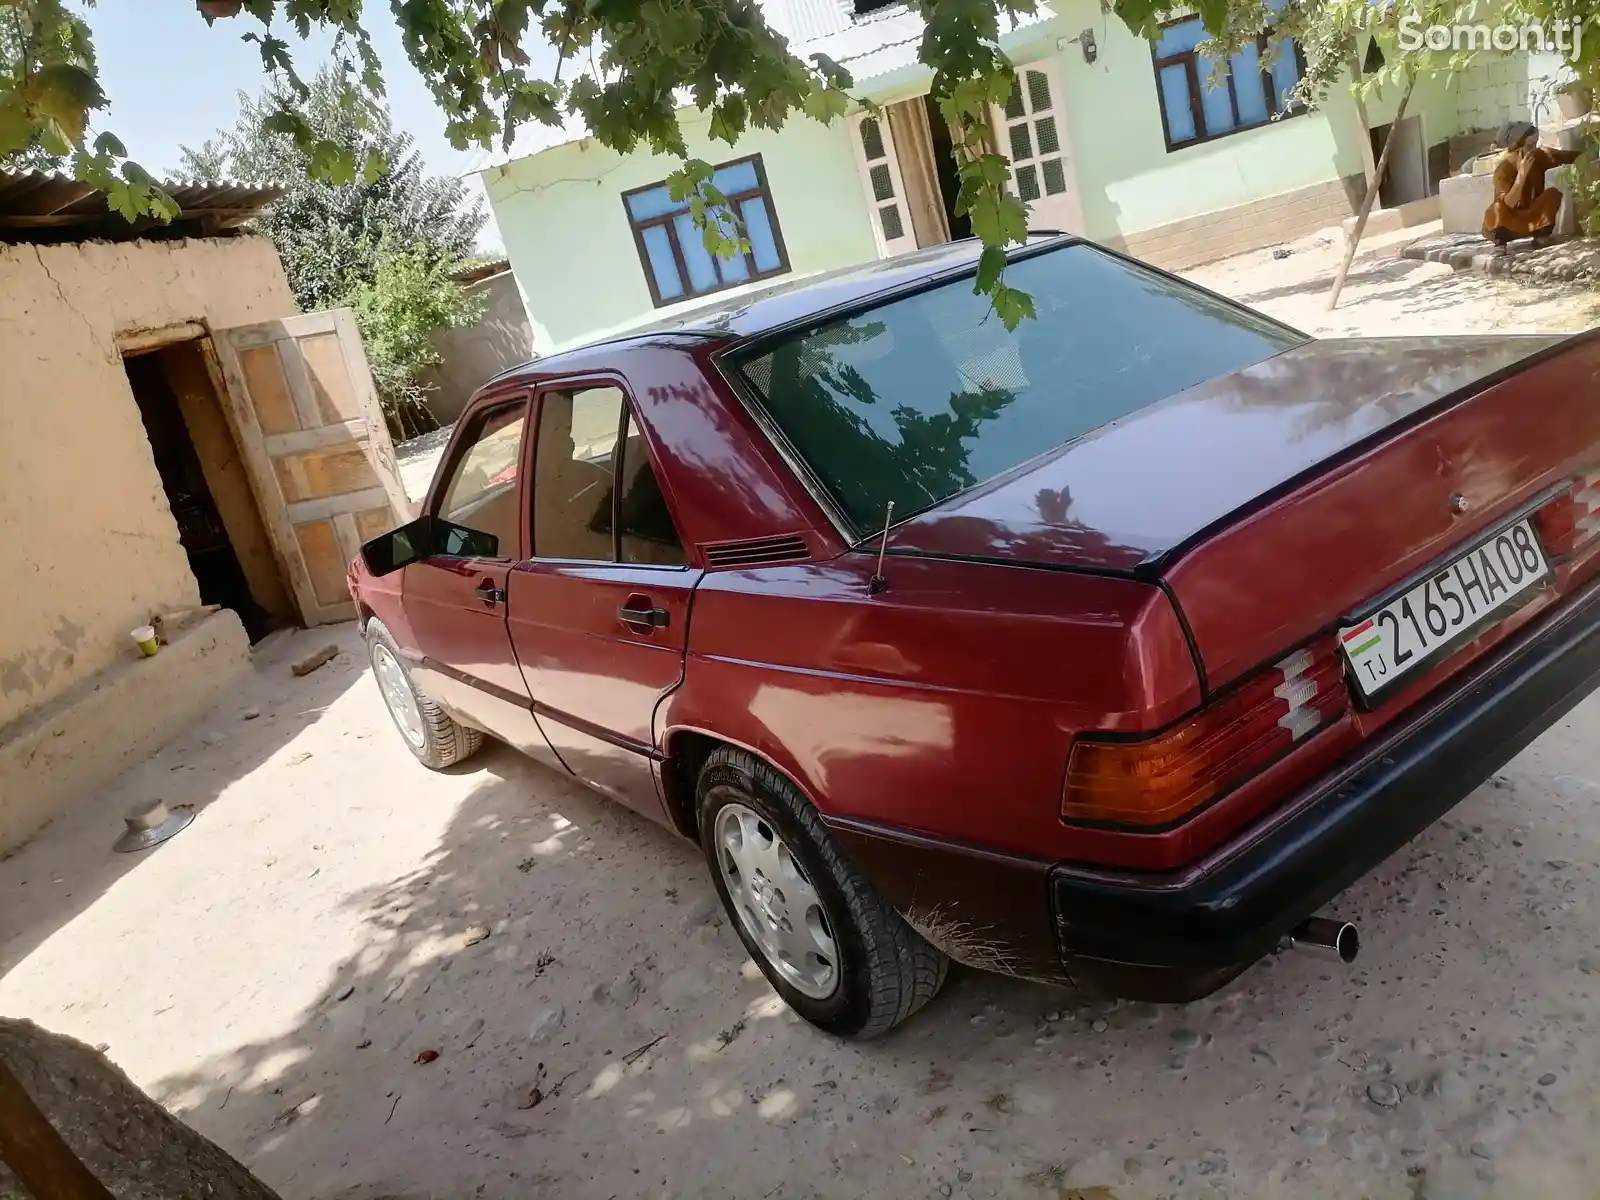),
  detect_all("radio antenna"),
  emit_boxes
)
[869,501,895,596]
